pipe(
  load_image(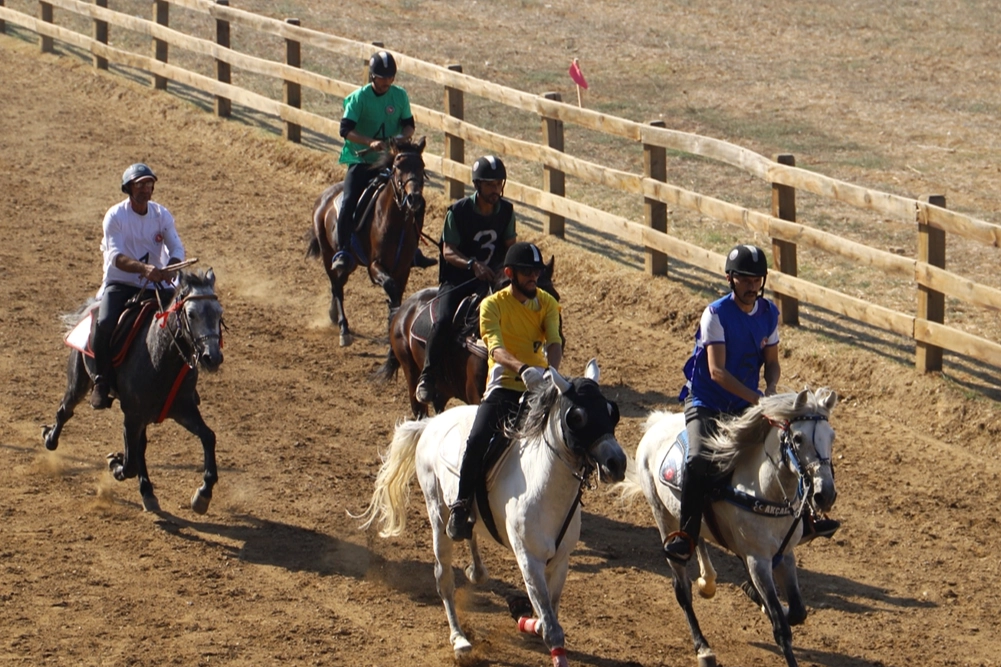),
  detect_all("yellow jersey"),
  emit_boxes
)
[480,286,562,394]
